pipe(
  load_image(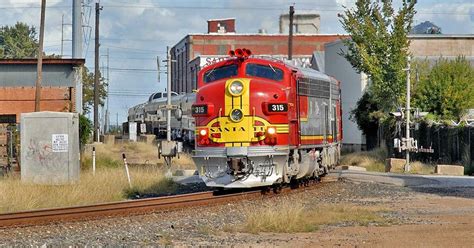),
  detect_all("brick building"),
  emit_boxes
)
[0,59,84,123]
[170,18,345,93]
